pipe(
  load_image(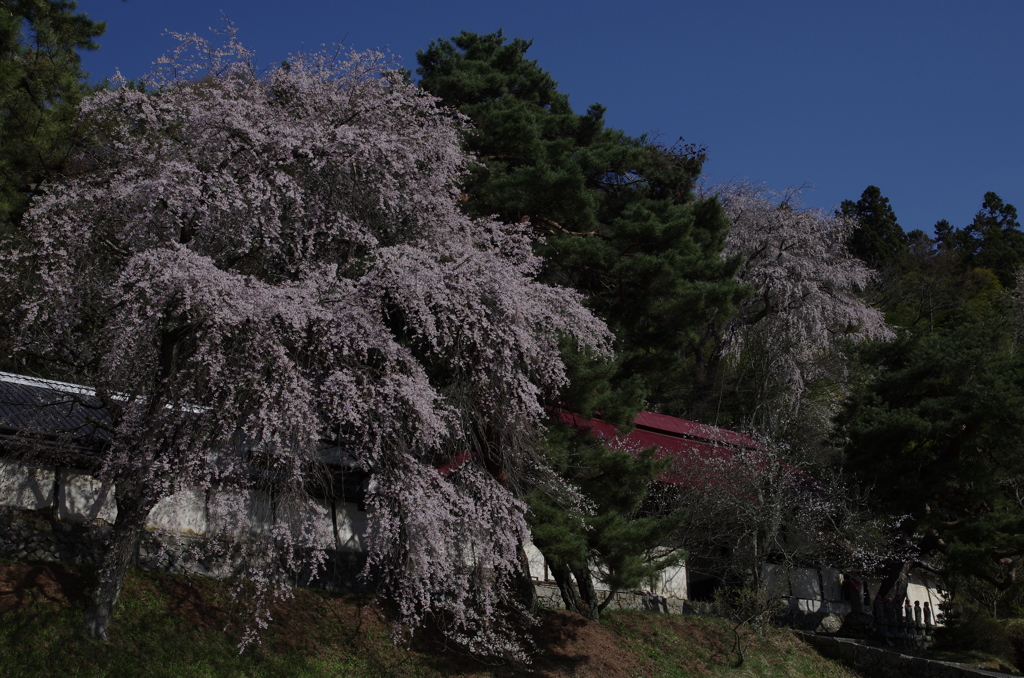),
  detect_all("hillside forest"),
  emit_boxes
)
[1,3,1023,661]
